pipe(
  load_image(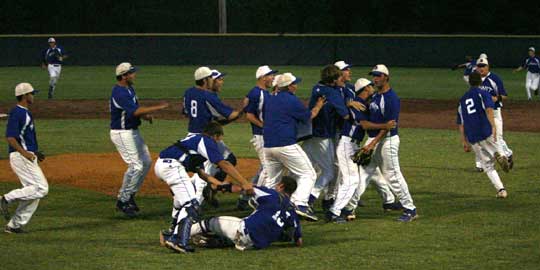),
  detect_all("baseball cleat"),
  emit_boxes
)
[0,196,10,221]
[340,209,356,221]
[325,211,347,224]
[397,209,418,222]
[4,226,24,234]
[321,199,334,212]
[494,152,510,173]
[295,205,318,221]
[159,229,173,247]
[496,189,508,199]
[116,200,137,218]
[128,195,140,212]
[475,167,484,172]
[508,155,514,170]
[165,240,195,253]
[383,202,404,212]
